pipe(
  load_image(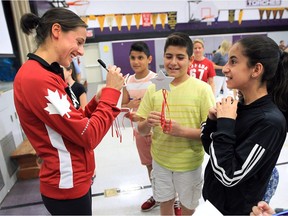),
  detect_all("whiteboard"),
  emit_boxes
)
[0,2,13,55]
